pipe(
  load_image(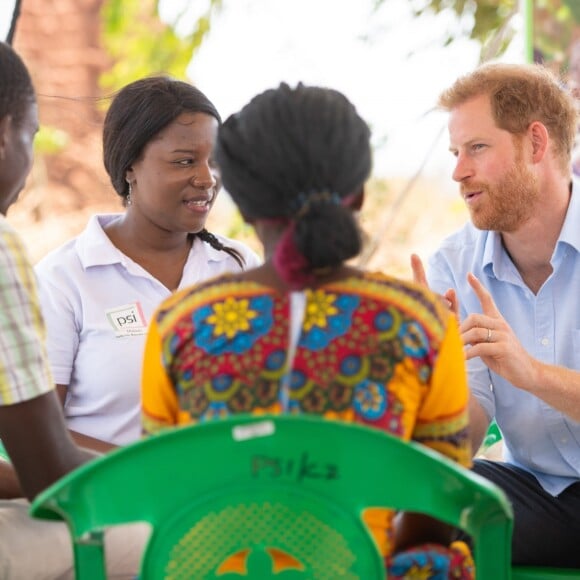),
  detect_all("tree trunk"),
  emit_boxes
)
[13,0,117,220]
